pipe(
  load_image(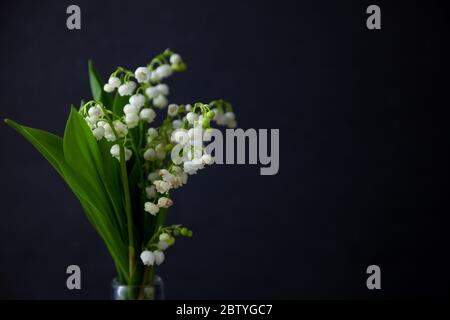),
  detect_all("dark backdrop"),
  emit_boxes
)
[0,0,449,299]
